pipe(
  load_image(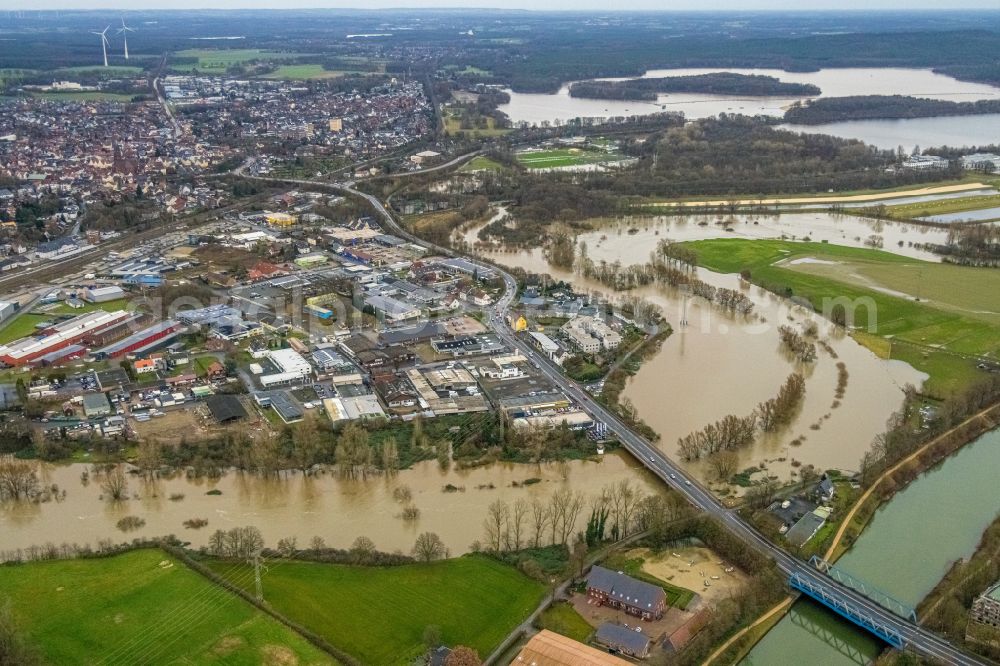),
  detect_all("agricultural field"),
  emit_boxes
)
[0,549,335,665]
[260,64,354,80]
[684,239,999,396]
[208,555,545,665]
[515,146,624,169]
[171,48,303,71]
